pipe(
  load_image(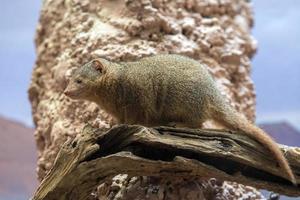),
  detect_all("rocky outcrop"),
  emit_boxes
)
[29,0,258,199]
